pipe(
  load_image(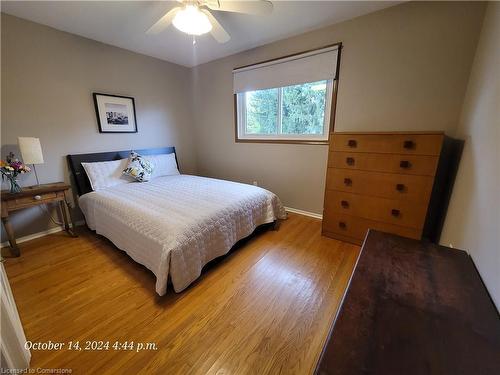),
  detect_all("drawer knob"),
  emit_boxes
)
[344,178,352,186]
[391,209,401,217]
[338,221,347,229]
[347,139,357,148]
[403,140,415,149]
[33,195,42,201]
[341,200,350,208]
[346,157,355,166]
[400,160,412,169]
[396,184,405,192]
